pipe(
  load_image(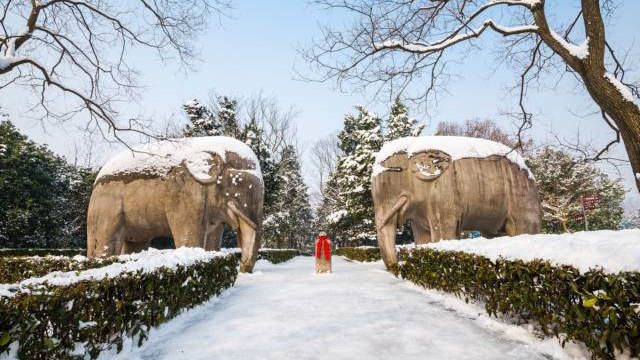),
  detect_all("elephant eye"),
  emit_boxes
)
[387,167,403,172]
